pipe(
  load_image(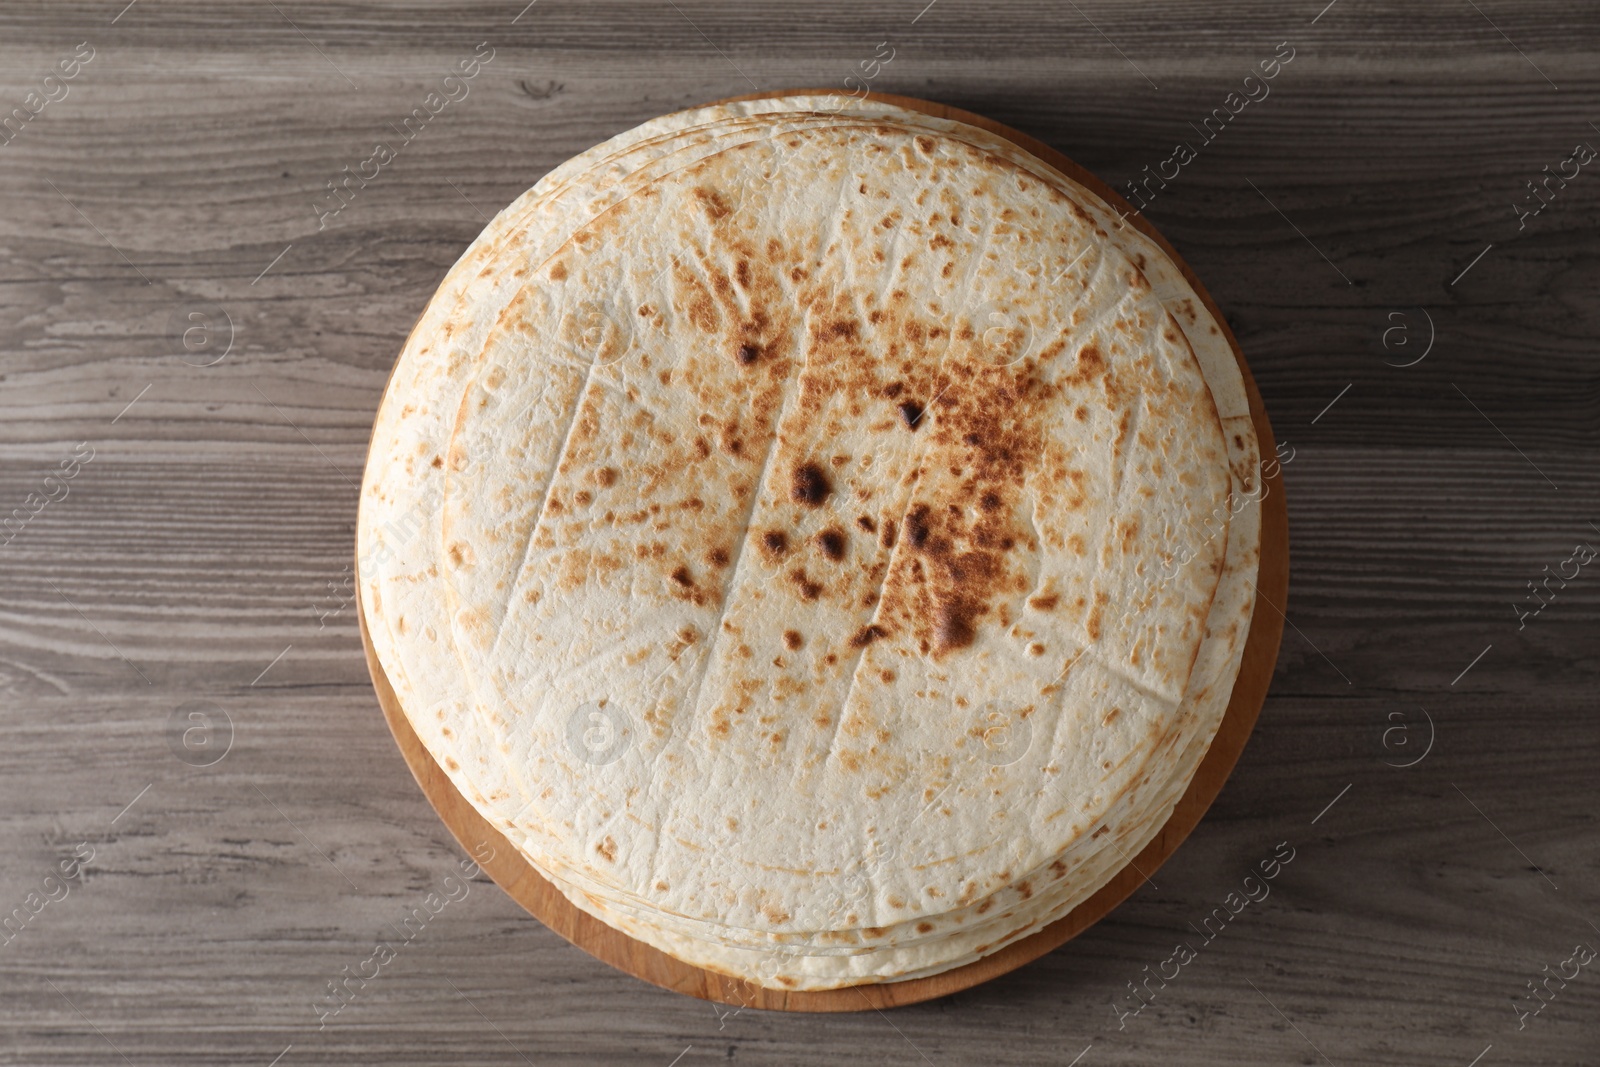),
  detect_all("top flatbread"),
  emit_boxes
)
[436,120,1230,928]
[353,95,1260,991]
